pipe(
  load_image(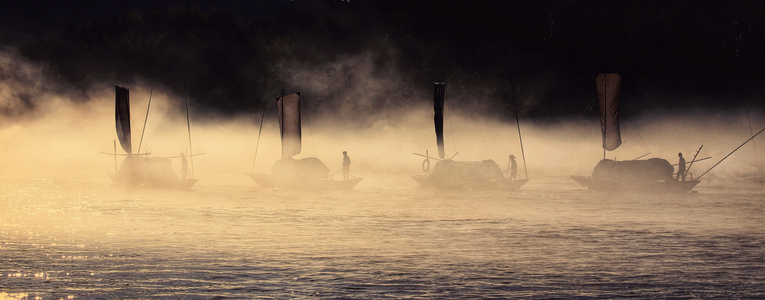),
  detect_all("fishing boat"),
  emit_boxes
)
[570,74,700,193]
[247,92,363,190]
[411,82,529,190]
[107,85,199,189]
